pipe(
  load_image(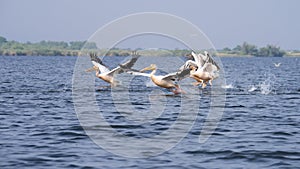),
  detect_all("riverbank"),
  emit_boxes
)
[1,36,299,57]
